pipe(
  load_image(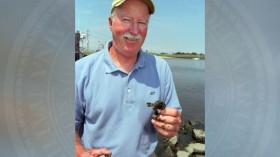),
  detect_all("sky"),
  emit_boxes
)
[75,0,205,54]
